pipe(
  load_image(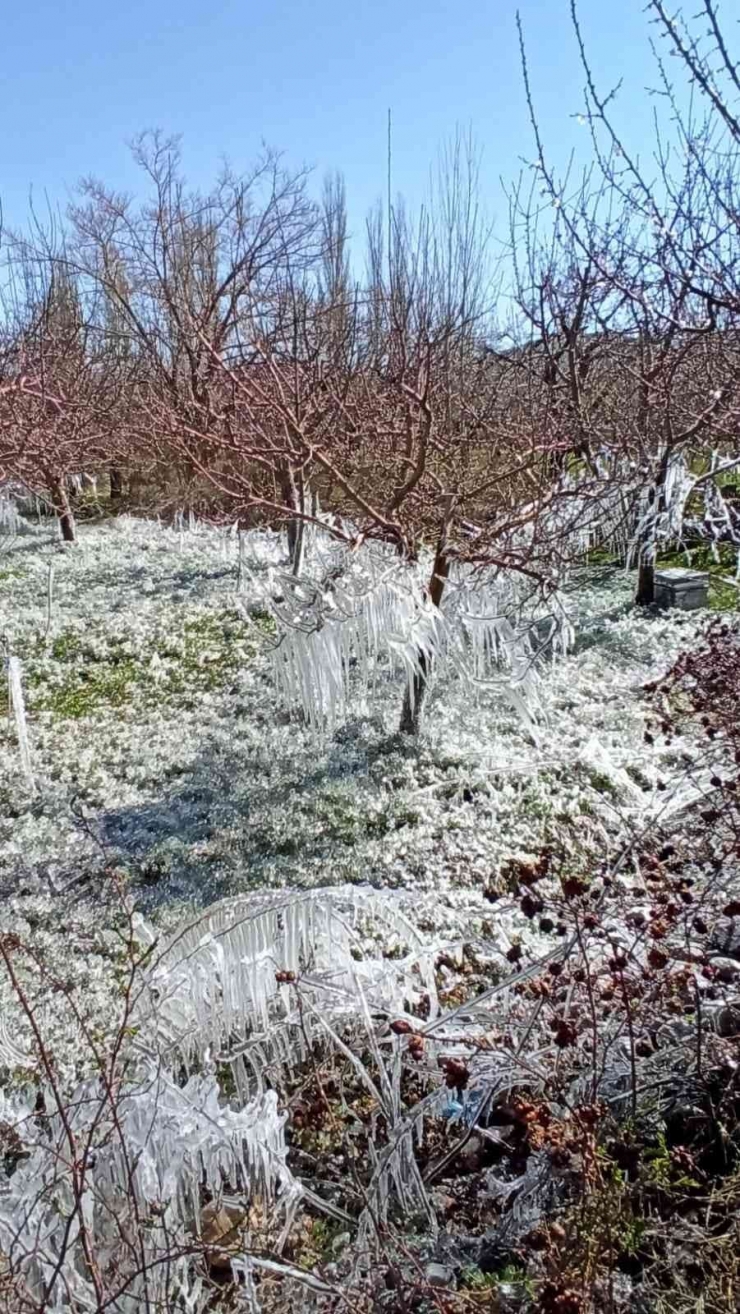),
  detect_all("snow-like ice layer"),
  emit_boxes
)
[0,516,715,1078]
